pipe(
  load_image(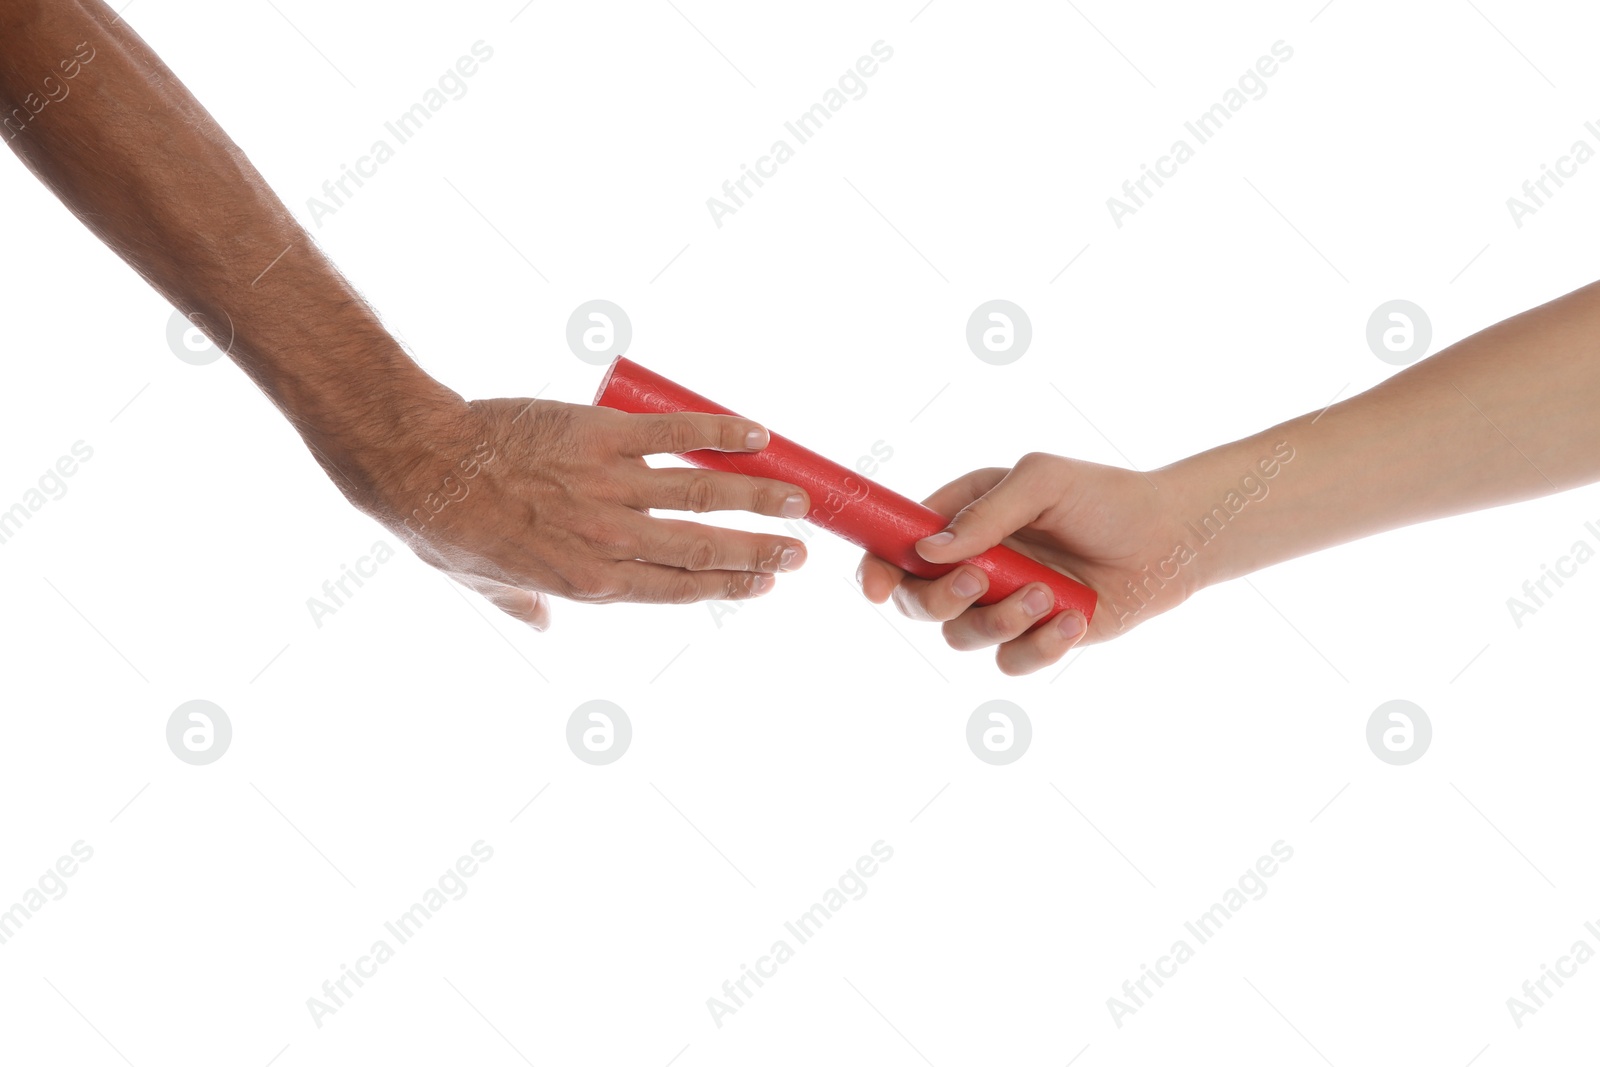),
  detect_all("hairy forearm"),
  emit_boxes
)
[0,0,458,496]
[1168,281,1600,588]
